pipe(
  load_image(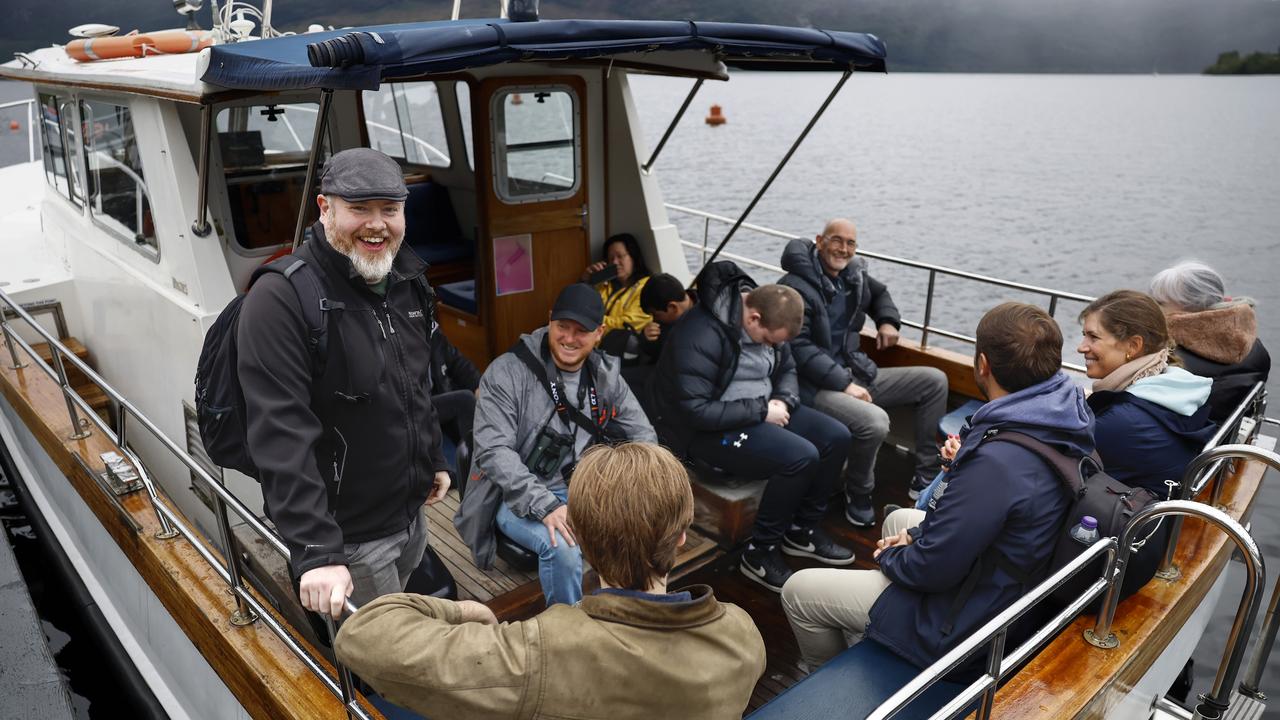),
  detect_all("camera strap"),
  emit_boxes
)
[512,339,609,444]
